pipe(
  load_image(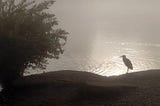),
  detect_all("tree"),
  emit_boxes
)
[0,0,68,89]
